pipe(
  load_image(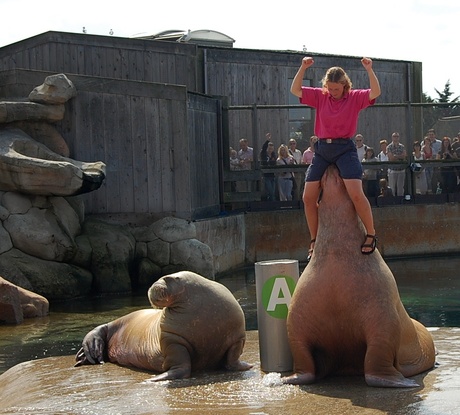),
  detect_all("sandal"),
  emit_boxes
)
[361,234,377,255]
[307,239,316,263]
